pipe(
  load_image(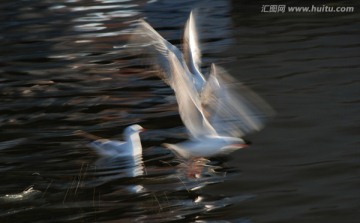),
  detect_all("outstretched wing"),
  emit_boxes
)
[129,18,216,139]
[183,10,205,89]
[129,19,184,87]
[201,64,275,137]
[130,16,205,91]
[167,52,217,139]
